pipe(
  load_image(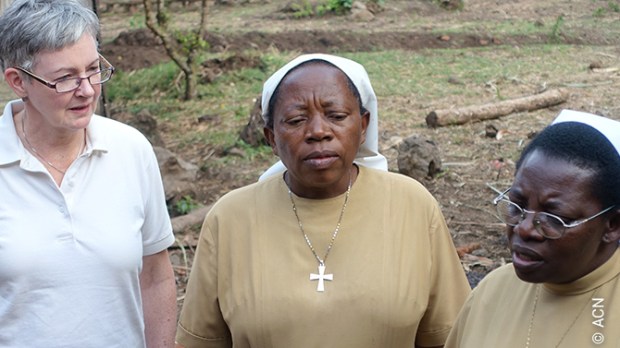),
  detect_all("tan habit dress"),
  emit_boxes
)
[446,249,620,348]
[177,166,470,348]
